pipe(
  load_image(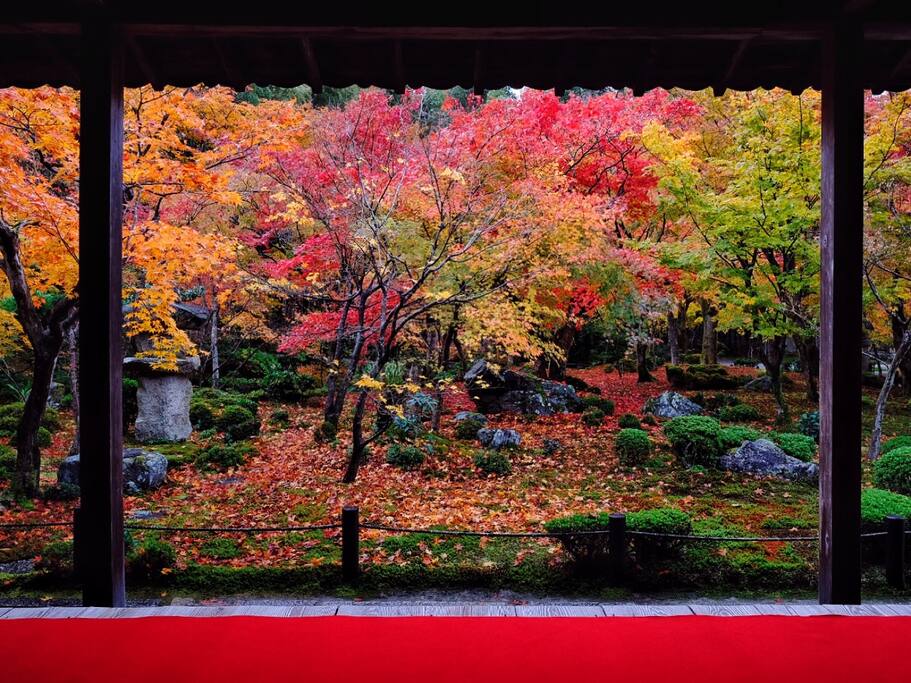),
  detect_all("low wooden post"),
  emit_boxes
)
[885,515,906,590]
[342,506,360,583]
[608,513,626,584]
